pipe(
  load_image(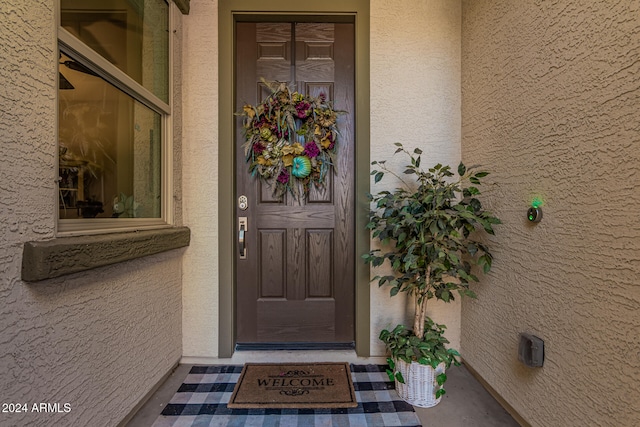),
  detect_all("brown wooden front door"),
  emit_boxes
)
[235,22,355,348]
